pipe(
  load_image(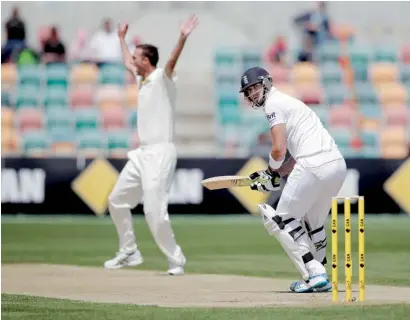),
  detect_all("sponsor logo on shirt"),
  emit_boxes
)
[266,112,276,122]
